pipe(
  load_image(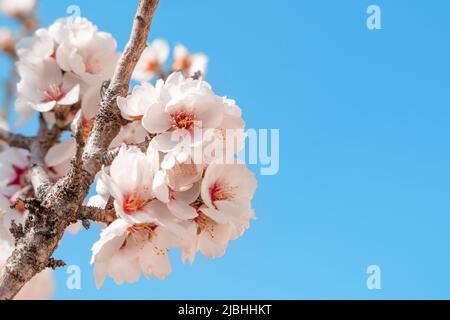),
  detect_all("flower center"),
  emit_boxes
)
[123,194,154,214]
[194,213,216,237]
[209,180,234,204]
[173,56,191,71]
[121,223,157,250]
[43,84,65,102]
[145,59,158,72]
[8,165,28,188]
[170,110,196,130]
